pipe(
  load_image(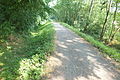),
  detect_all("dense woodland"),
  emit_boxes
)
[0,0,120,80]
